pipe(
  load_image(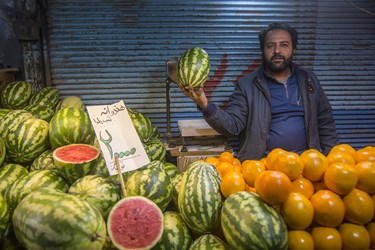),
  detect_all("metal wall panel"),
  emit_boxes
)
[44,0,375,149]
